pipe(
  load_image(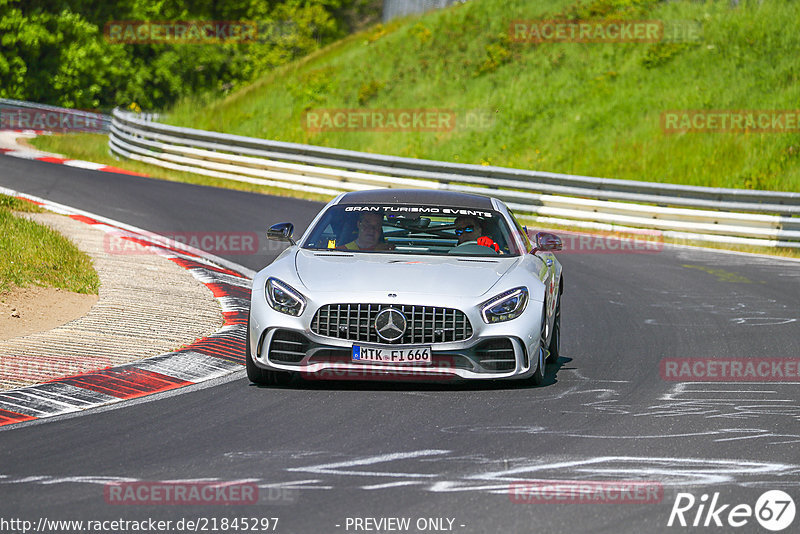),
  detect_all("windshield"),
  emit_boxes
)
[302,204,521,256]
